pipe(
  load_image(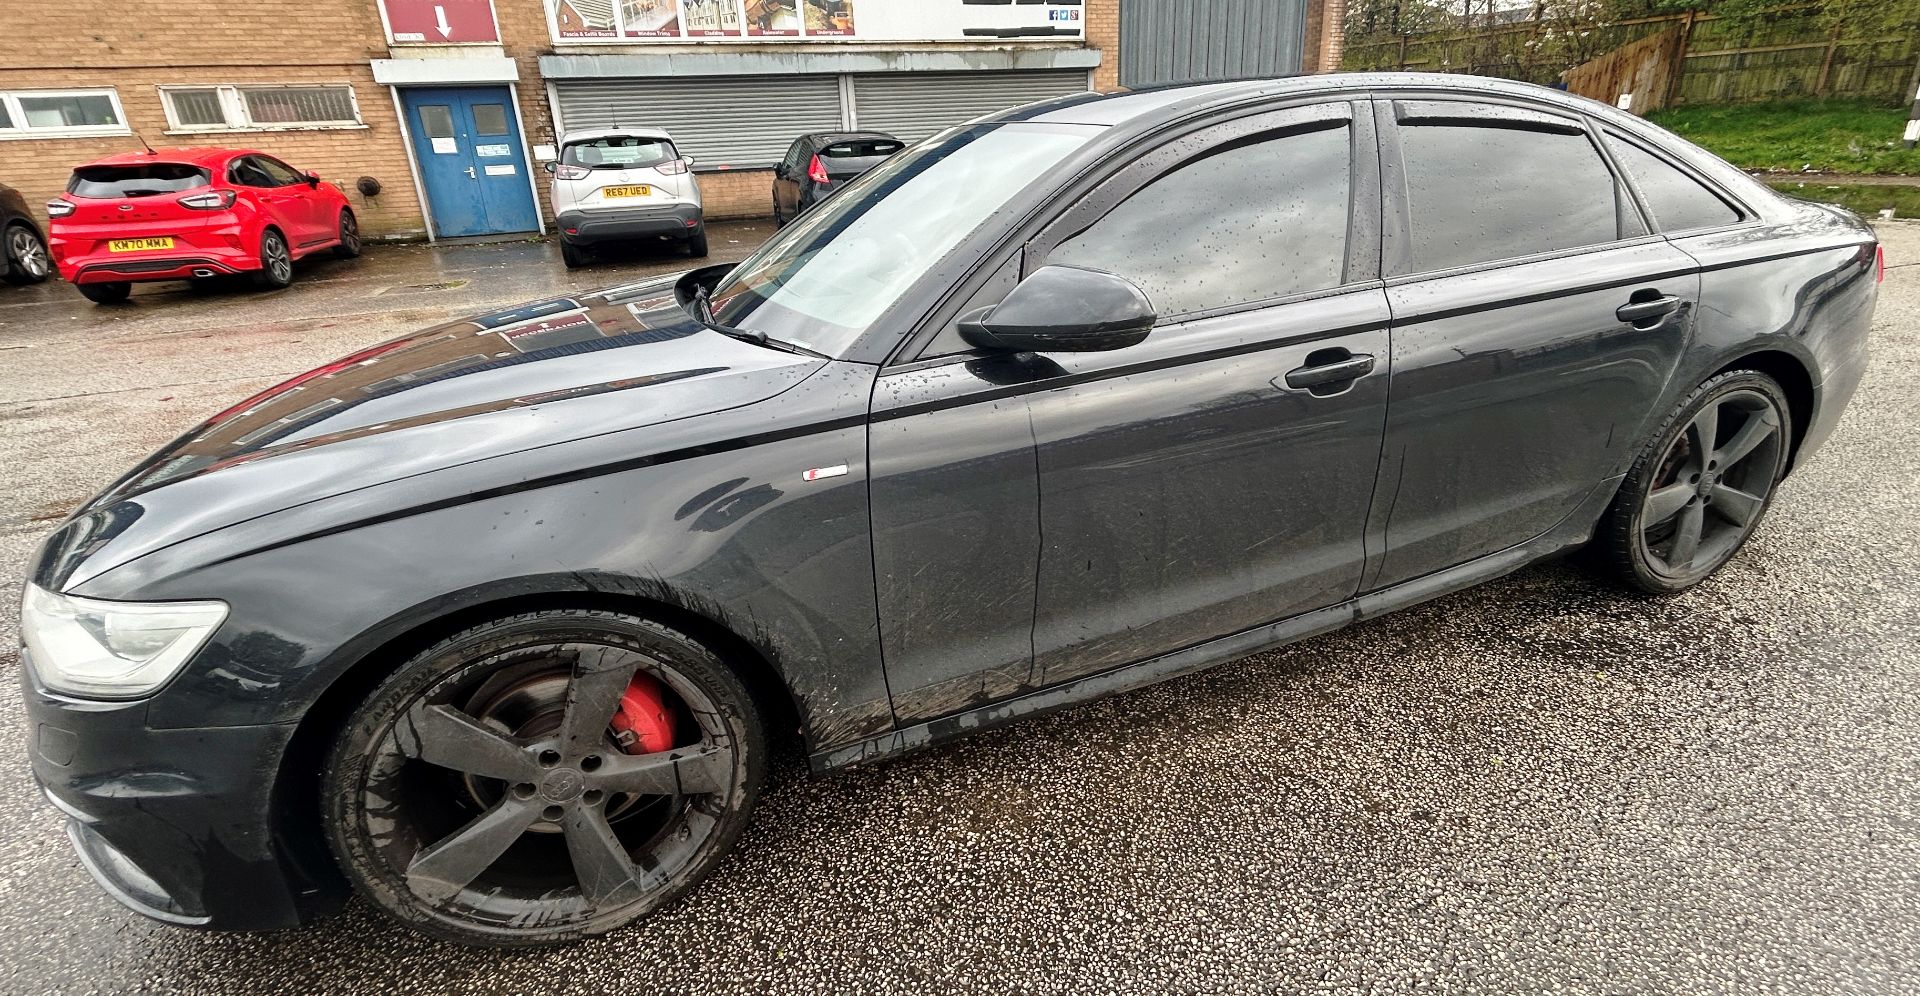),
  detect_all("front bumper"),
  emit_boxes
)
[558,204,702,246]
[23,654,342,930]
